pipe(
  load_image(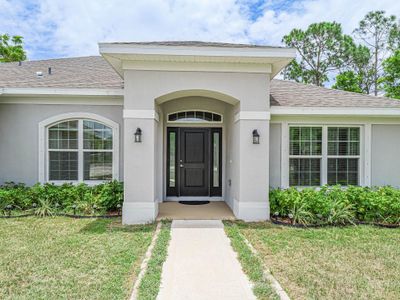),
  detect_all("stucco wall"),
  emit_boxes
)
[371,124,400,187]
[0,103,123,185]
[269,123,281,188]
[160,96,235,206]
